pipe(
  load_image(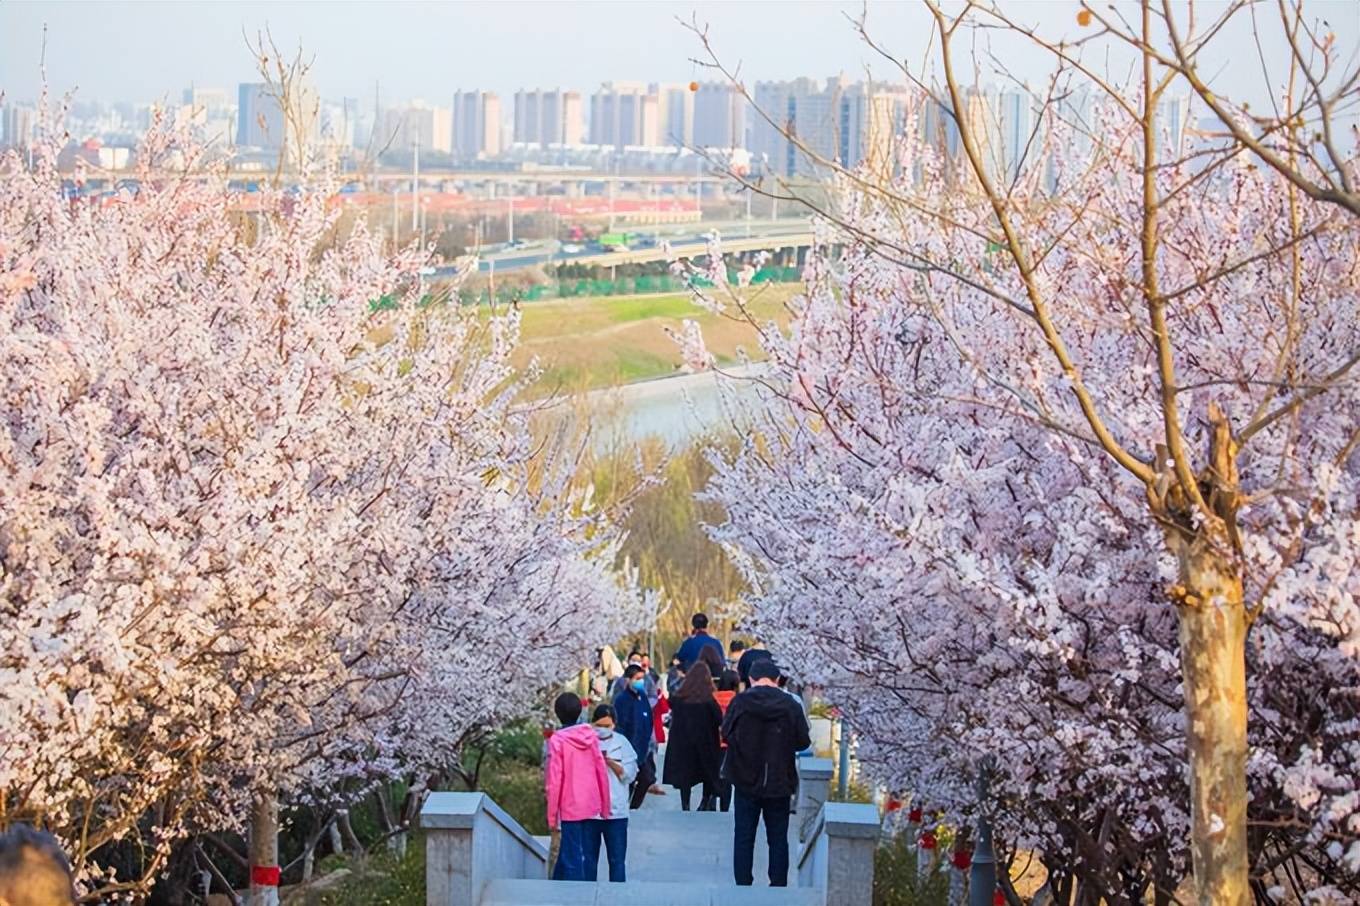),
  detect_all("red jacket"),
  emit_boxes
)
[652,693,670,743]
[714,690,737,748]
